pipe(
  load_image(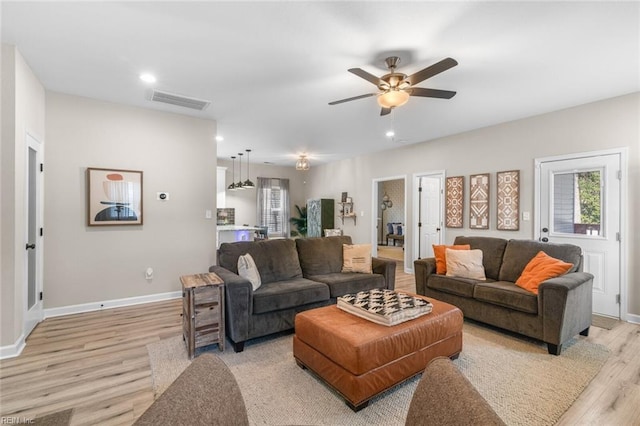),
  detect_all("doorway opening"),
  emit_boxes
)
[371,176,406,265]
